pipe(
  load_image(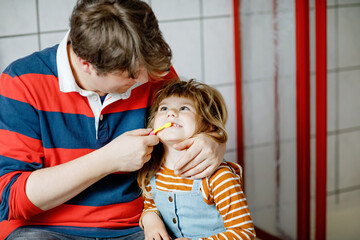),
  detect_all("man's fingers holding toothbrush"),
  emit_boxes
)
[101,128,159,173]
